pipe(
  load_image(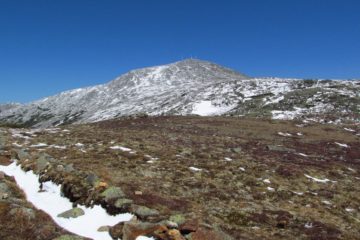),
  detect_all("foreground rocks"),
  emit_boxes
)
[1,116,360,239]
[0,170,84,240]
